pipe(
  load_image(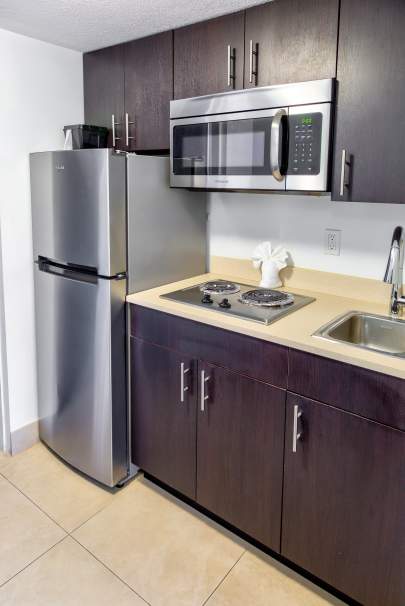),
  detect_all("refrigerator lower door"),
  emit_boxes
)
[34,263,127,487]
